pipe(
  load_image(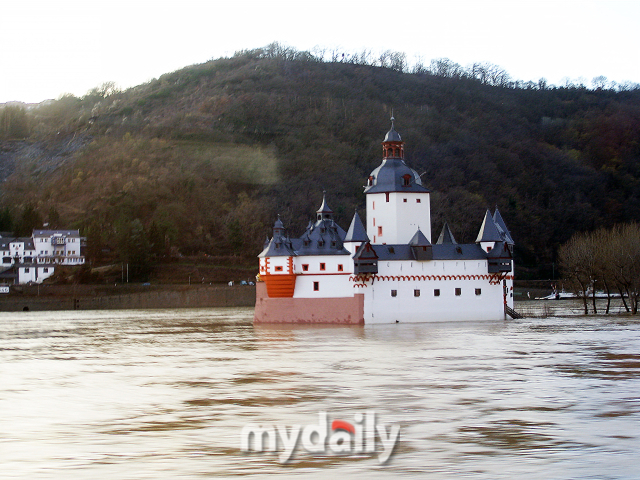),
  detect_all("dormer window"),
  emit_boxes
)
[368,176,374,186]
[318,240,324,247]
[402,174,412,187]
[303,240,310,247]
